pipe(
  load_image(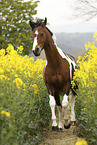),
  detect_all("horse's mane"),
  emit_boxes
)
[34,18,53,36]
